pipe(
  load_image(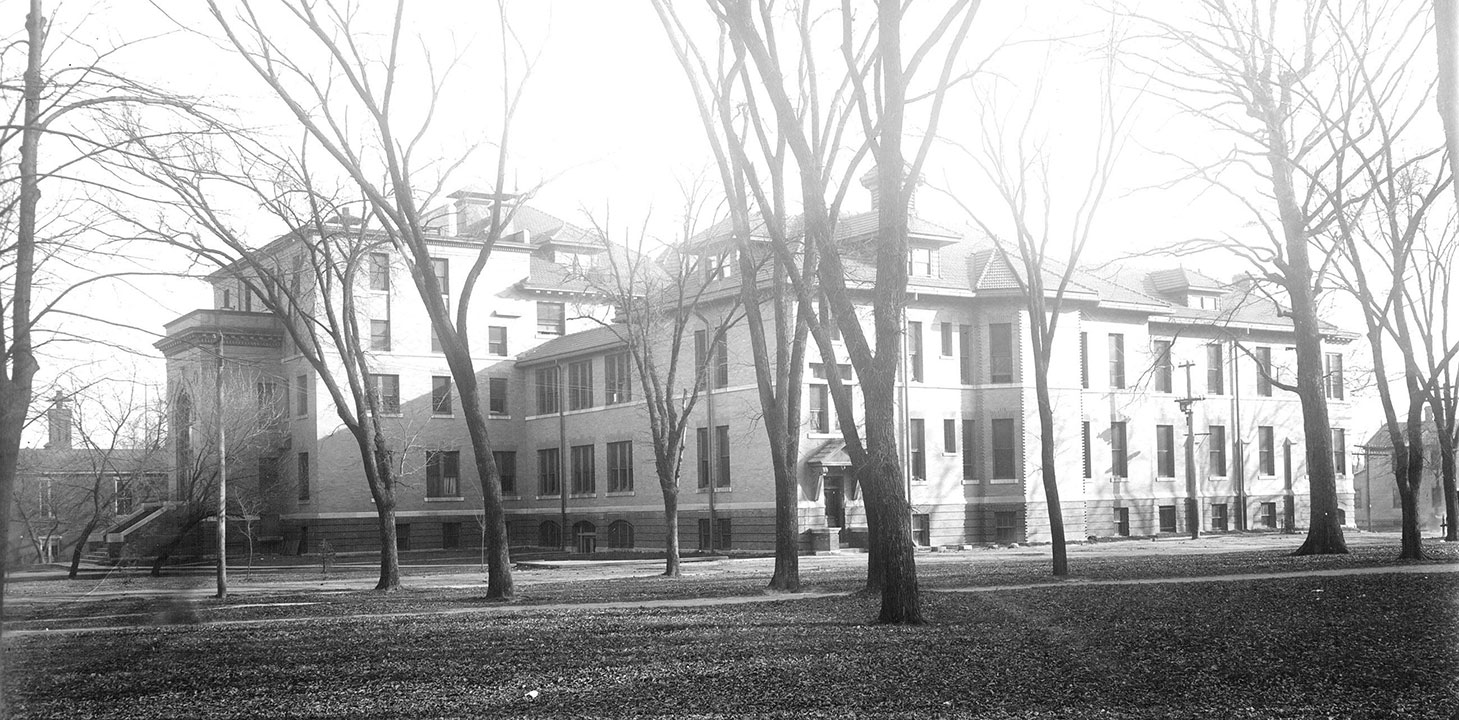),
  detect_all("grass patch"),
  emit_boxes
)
[8,573,1457,718]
